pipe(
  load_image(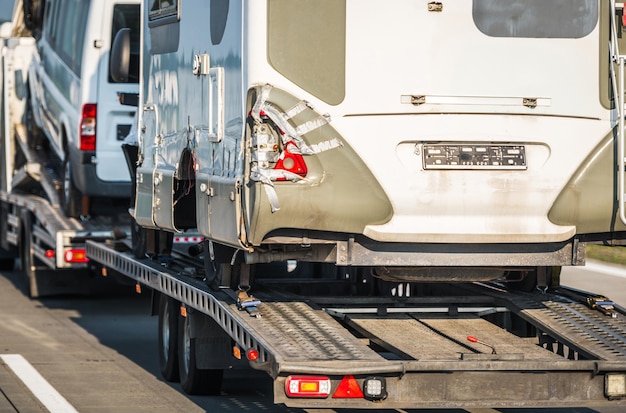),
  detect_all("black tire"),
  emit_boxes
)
[177,312,223,395]
[61,155,82,218]
[20,211,39,298]
[158,294,180,382]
